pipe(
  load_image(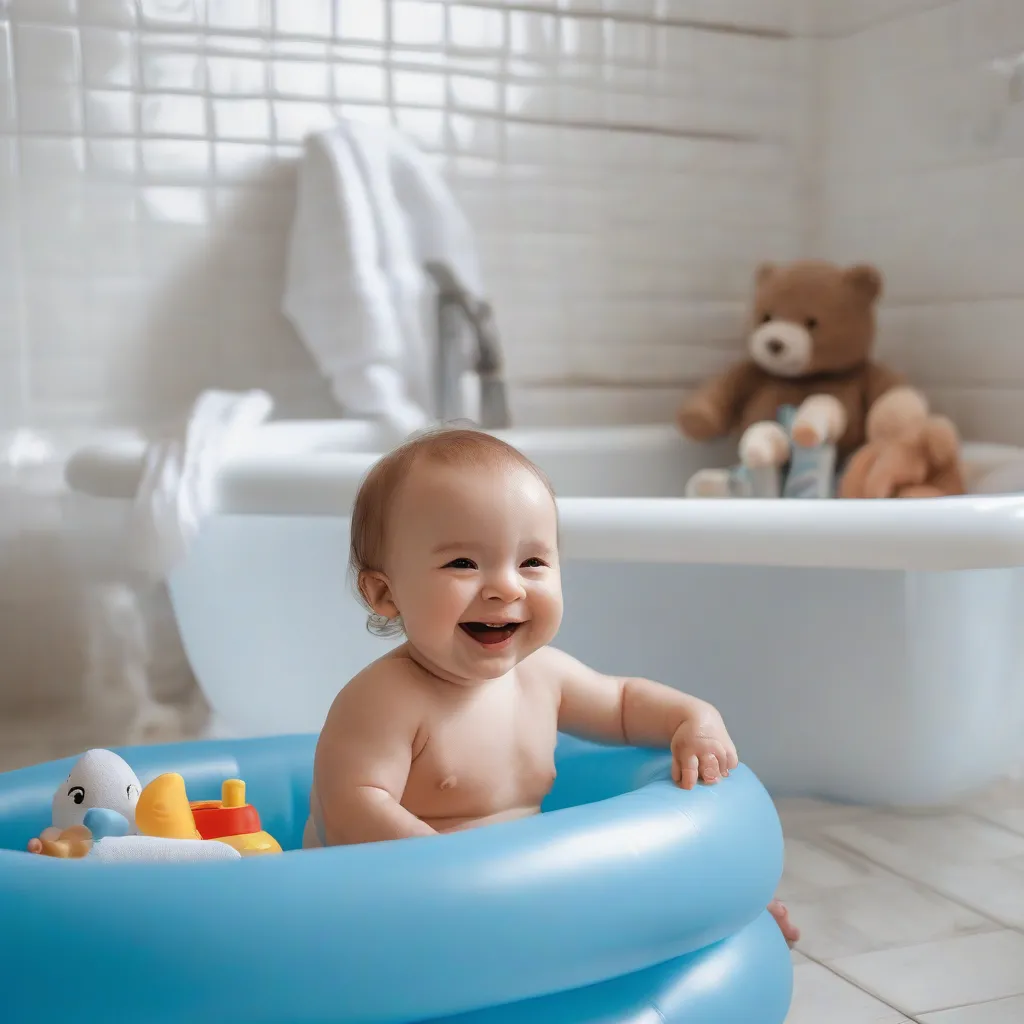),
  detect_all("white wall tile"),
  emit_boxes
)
[81,28,136,88]
[0,0,808,430]
[15,24,81,85]
[819,0,1024,442]
[206,0,270,34]
[138,0,203,31]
